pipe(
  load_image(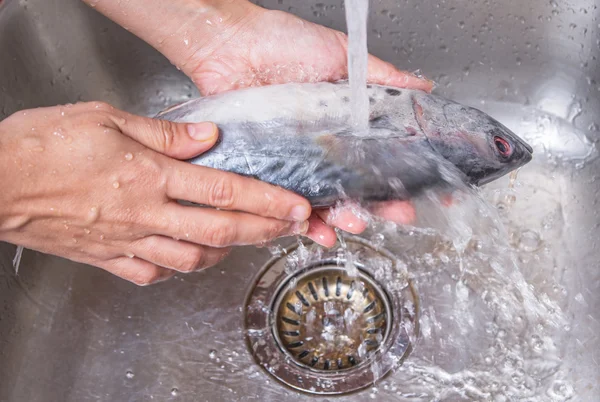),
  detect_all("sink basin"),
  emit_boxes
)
[1,0,598,400]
